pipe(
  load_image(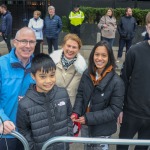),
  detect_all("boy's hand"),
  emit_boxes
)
[3,121,15,134]
[75,116,85,125]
